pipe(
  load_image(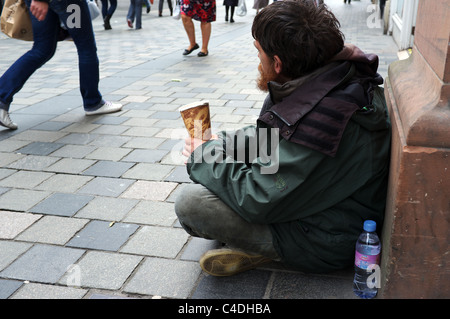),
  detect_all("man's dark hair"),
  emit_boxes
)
[252,0,345,79]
